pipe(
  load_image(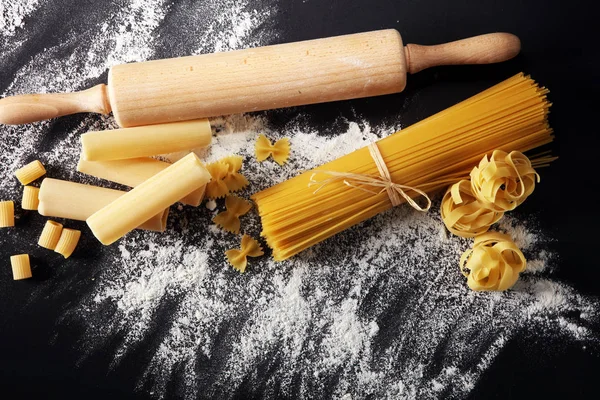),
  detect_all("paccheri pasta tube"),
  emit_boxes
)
[87,152,211,245]
[54,228,81,258]
[38,220,63,250]
[0,200,15,227]
[77,157,206,206]
[10,254,32,280]
[38,178,168,232]
[81,119,212,161]
[14,160,46,185]
[21,186,40,210]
